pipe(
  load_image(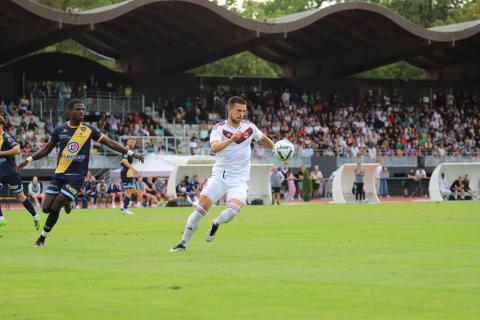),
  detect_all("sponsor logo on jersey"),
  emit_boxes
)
[65,184,78,195]
[67,142,80,153]
[222,127,253,144]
